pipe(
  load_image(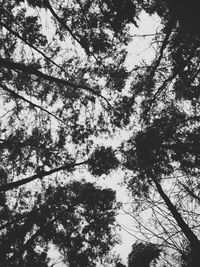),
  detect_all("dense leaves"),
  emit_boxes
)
[88,146,119,176]
[0,181,119,266]
[128,242,162,267]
